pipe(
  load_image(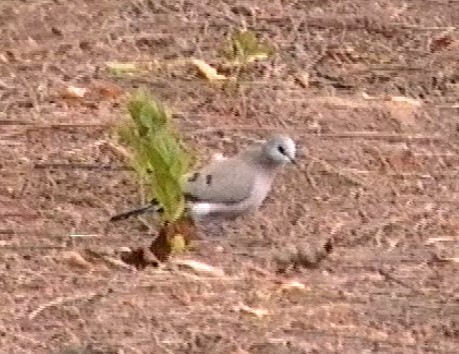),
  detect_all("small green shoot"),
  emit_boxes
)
[224,29,274,67]
[117,89,192,224]
[106,62,140,76]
